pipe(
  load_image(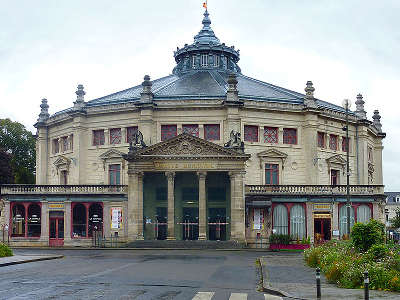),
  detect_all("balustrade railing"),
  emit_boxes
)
[246,185,384,195]
[0,185,128,195]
